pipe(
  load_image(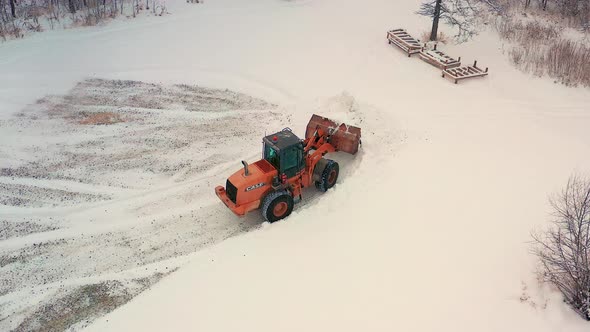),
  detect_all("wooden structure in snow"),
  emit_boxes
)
[387,29,422,57]
[419,45,461,70]
[442,60,489,84]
